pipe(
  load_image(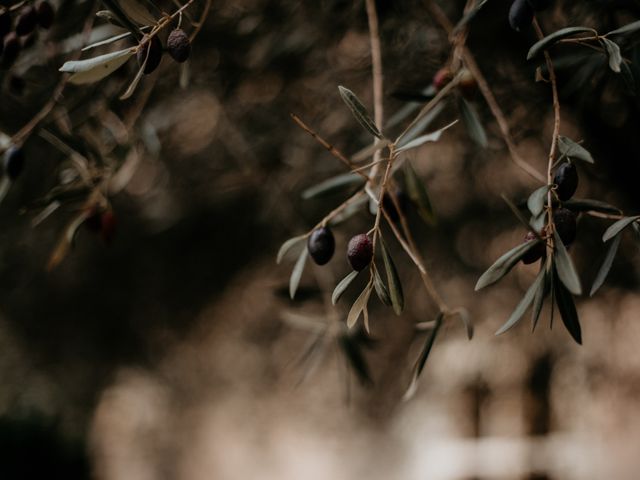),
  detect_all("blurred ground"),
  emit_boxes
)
[1,0,640,479]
